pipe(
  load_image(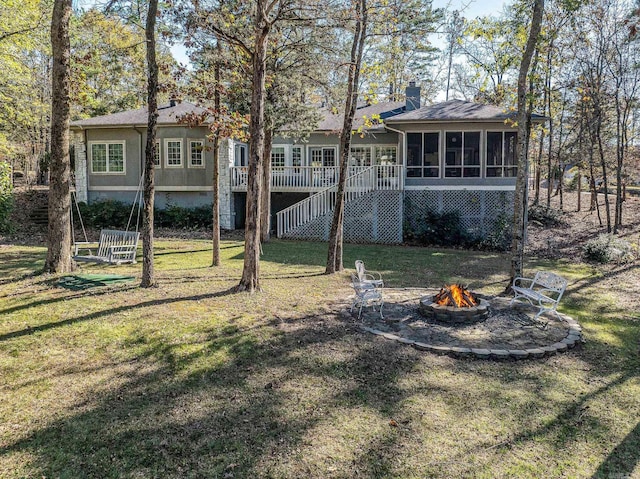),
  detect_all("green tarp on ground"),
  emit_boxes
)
[57,274,135,291]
